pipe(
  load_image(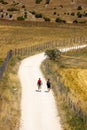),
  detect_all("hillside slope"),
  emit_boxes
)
[0,0,87,23]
